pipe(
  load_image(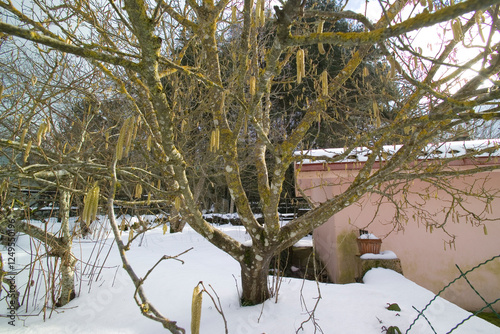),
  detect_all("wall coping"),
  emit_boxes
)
[295,139,500,171]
